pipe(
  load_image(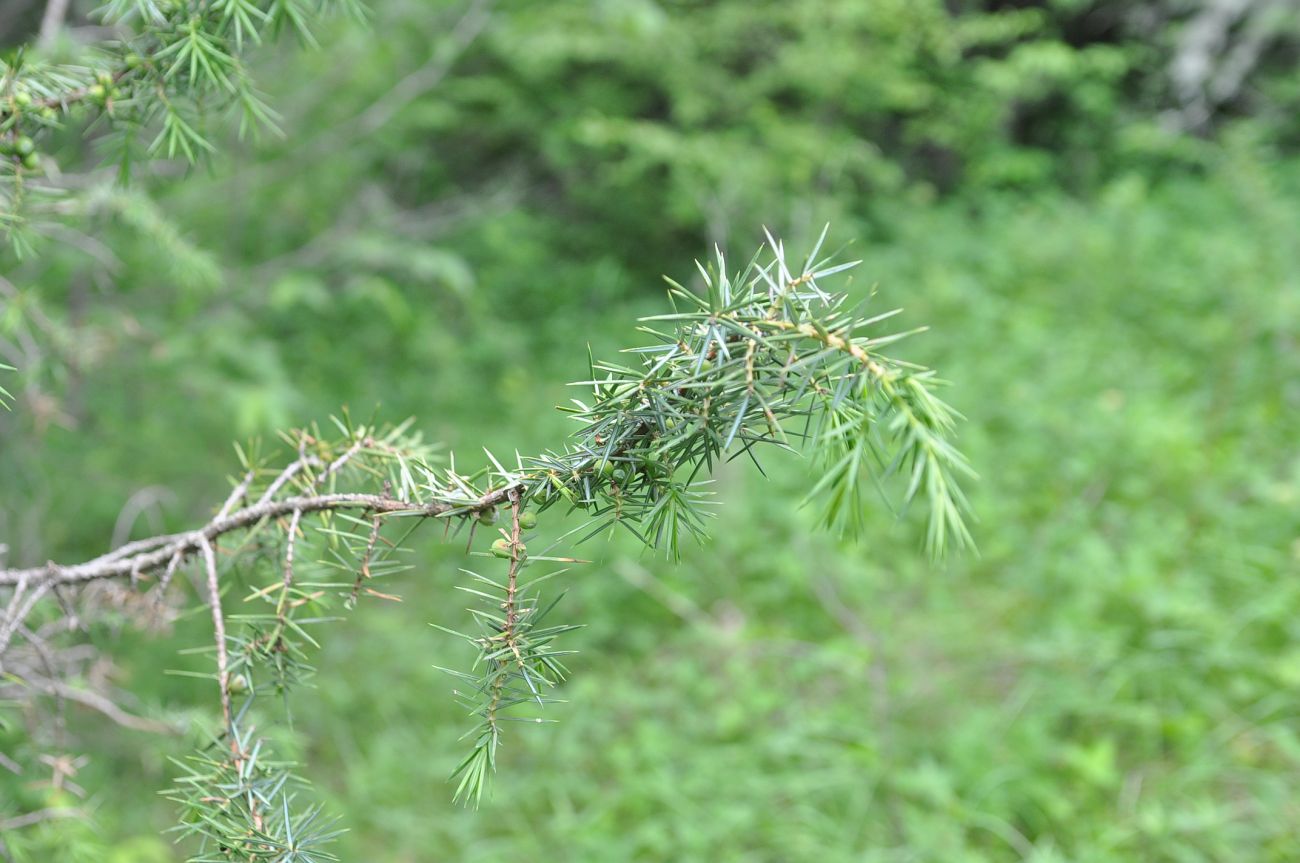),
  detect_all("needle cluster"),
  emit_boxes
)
[1,0,366,250]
